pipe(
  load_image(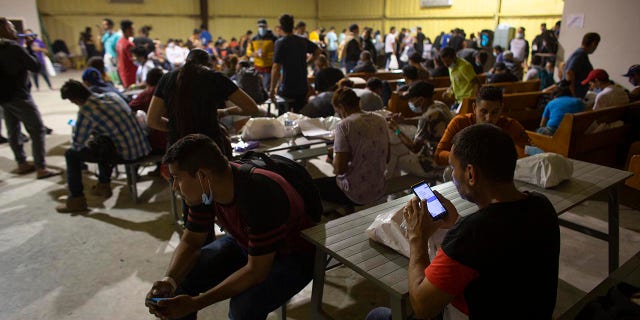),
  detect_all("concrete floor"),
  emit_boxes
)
[1,70,640,320]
